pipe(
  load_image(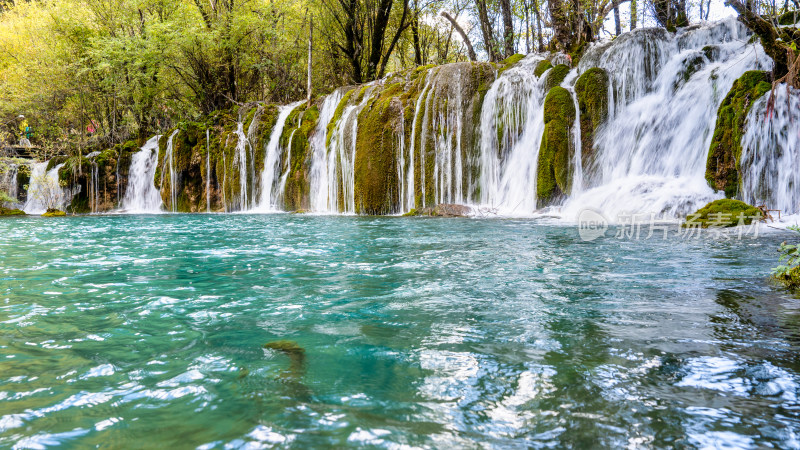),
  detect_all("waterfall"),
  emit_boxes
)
[476,55,549,214]
[233,122,250,210]
[121,136,163,213]
[206,129,211,213]
[0,162,19,204]
[159,130,180,212]
[326,85,378,213]
[255,101,304,212]
[309,91,344,212]
[740,86,800,215]
[561,18,769,221]
[401,75,433,213]
[23,162,67,214]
